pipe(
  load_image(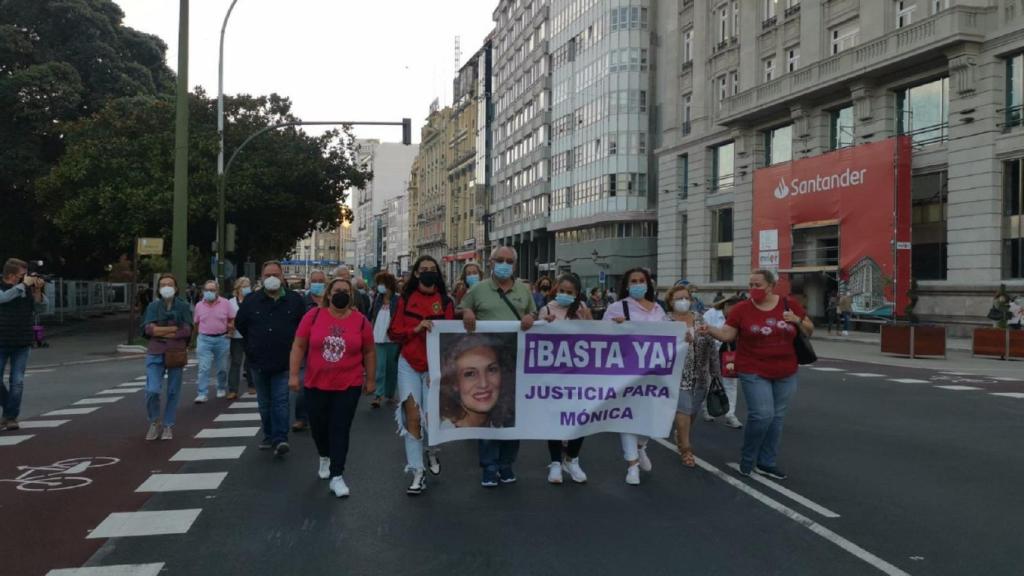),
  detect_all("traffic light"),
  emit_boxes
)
[402,118,412,146]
